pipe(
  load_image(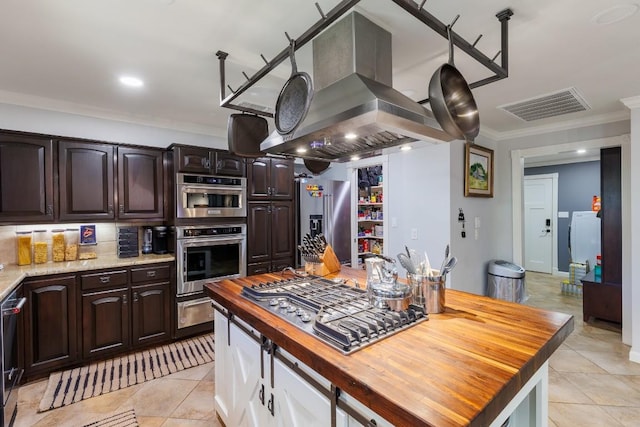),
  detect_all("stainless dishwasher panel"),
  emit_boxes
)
[177,297,214,329]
